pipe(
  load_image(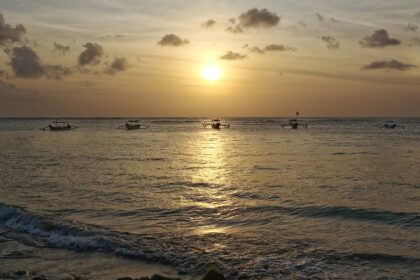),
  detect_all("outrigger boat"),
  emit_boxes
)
[117,120,150,130]
[41,120,78,131]
[382,120,404,129]
[202,118,230,129]
[281,112,308,129]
